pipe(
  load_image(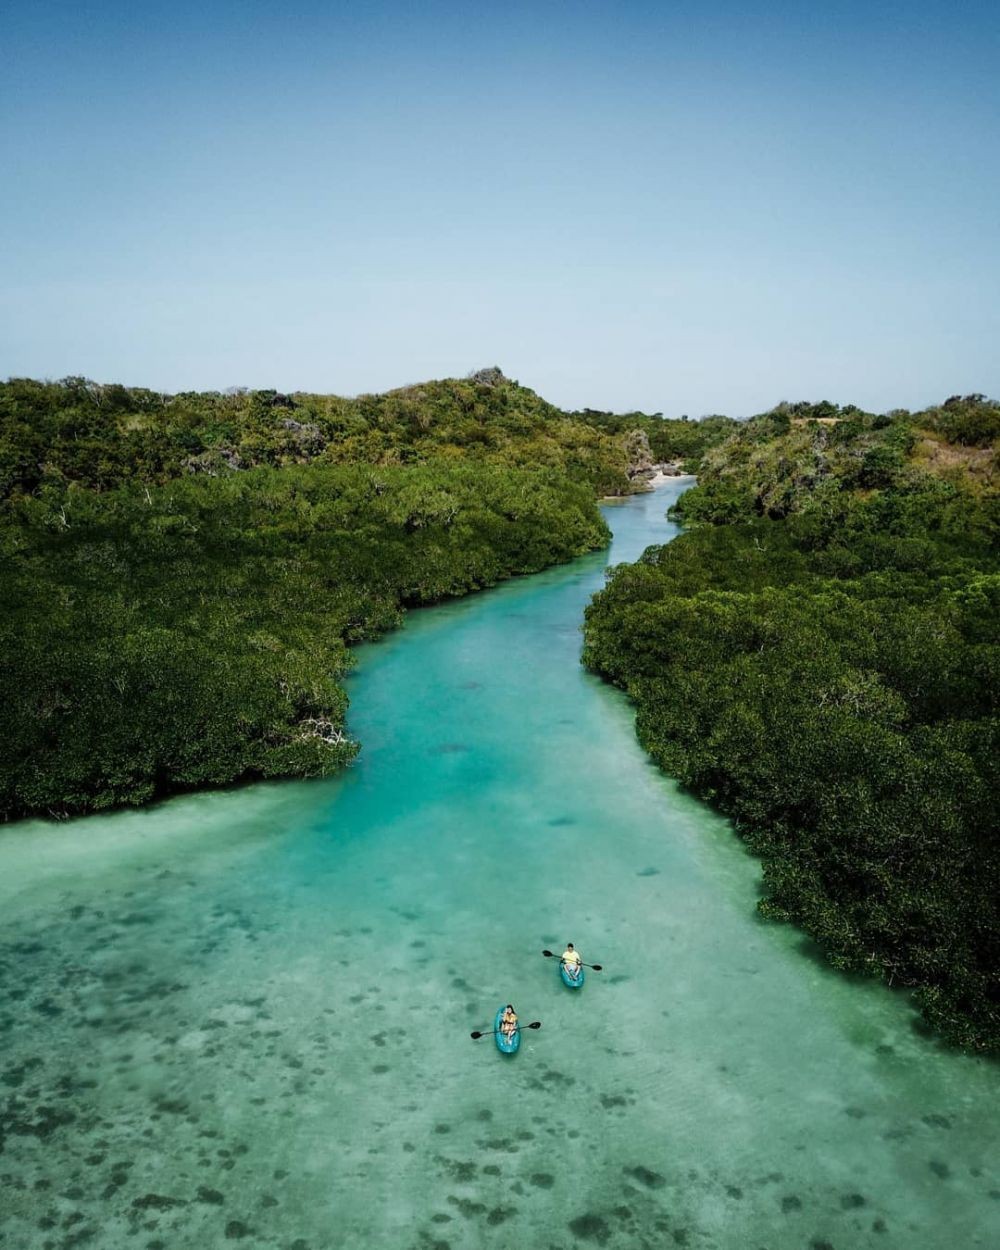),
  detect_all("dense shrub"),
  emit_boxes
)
[585,414,999,1052]
[1,462,608,820]
[0,373,633,499]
